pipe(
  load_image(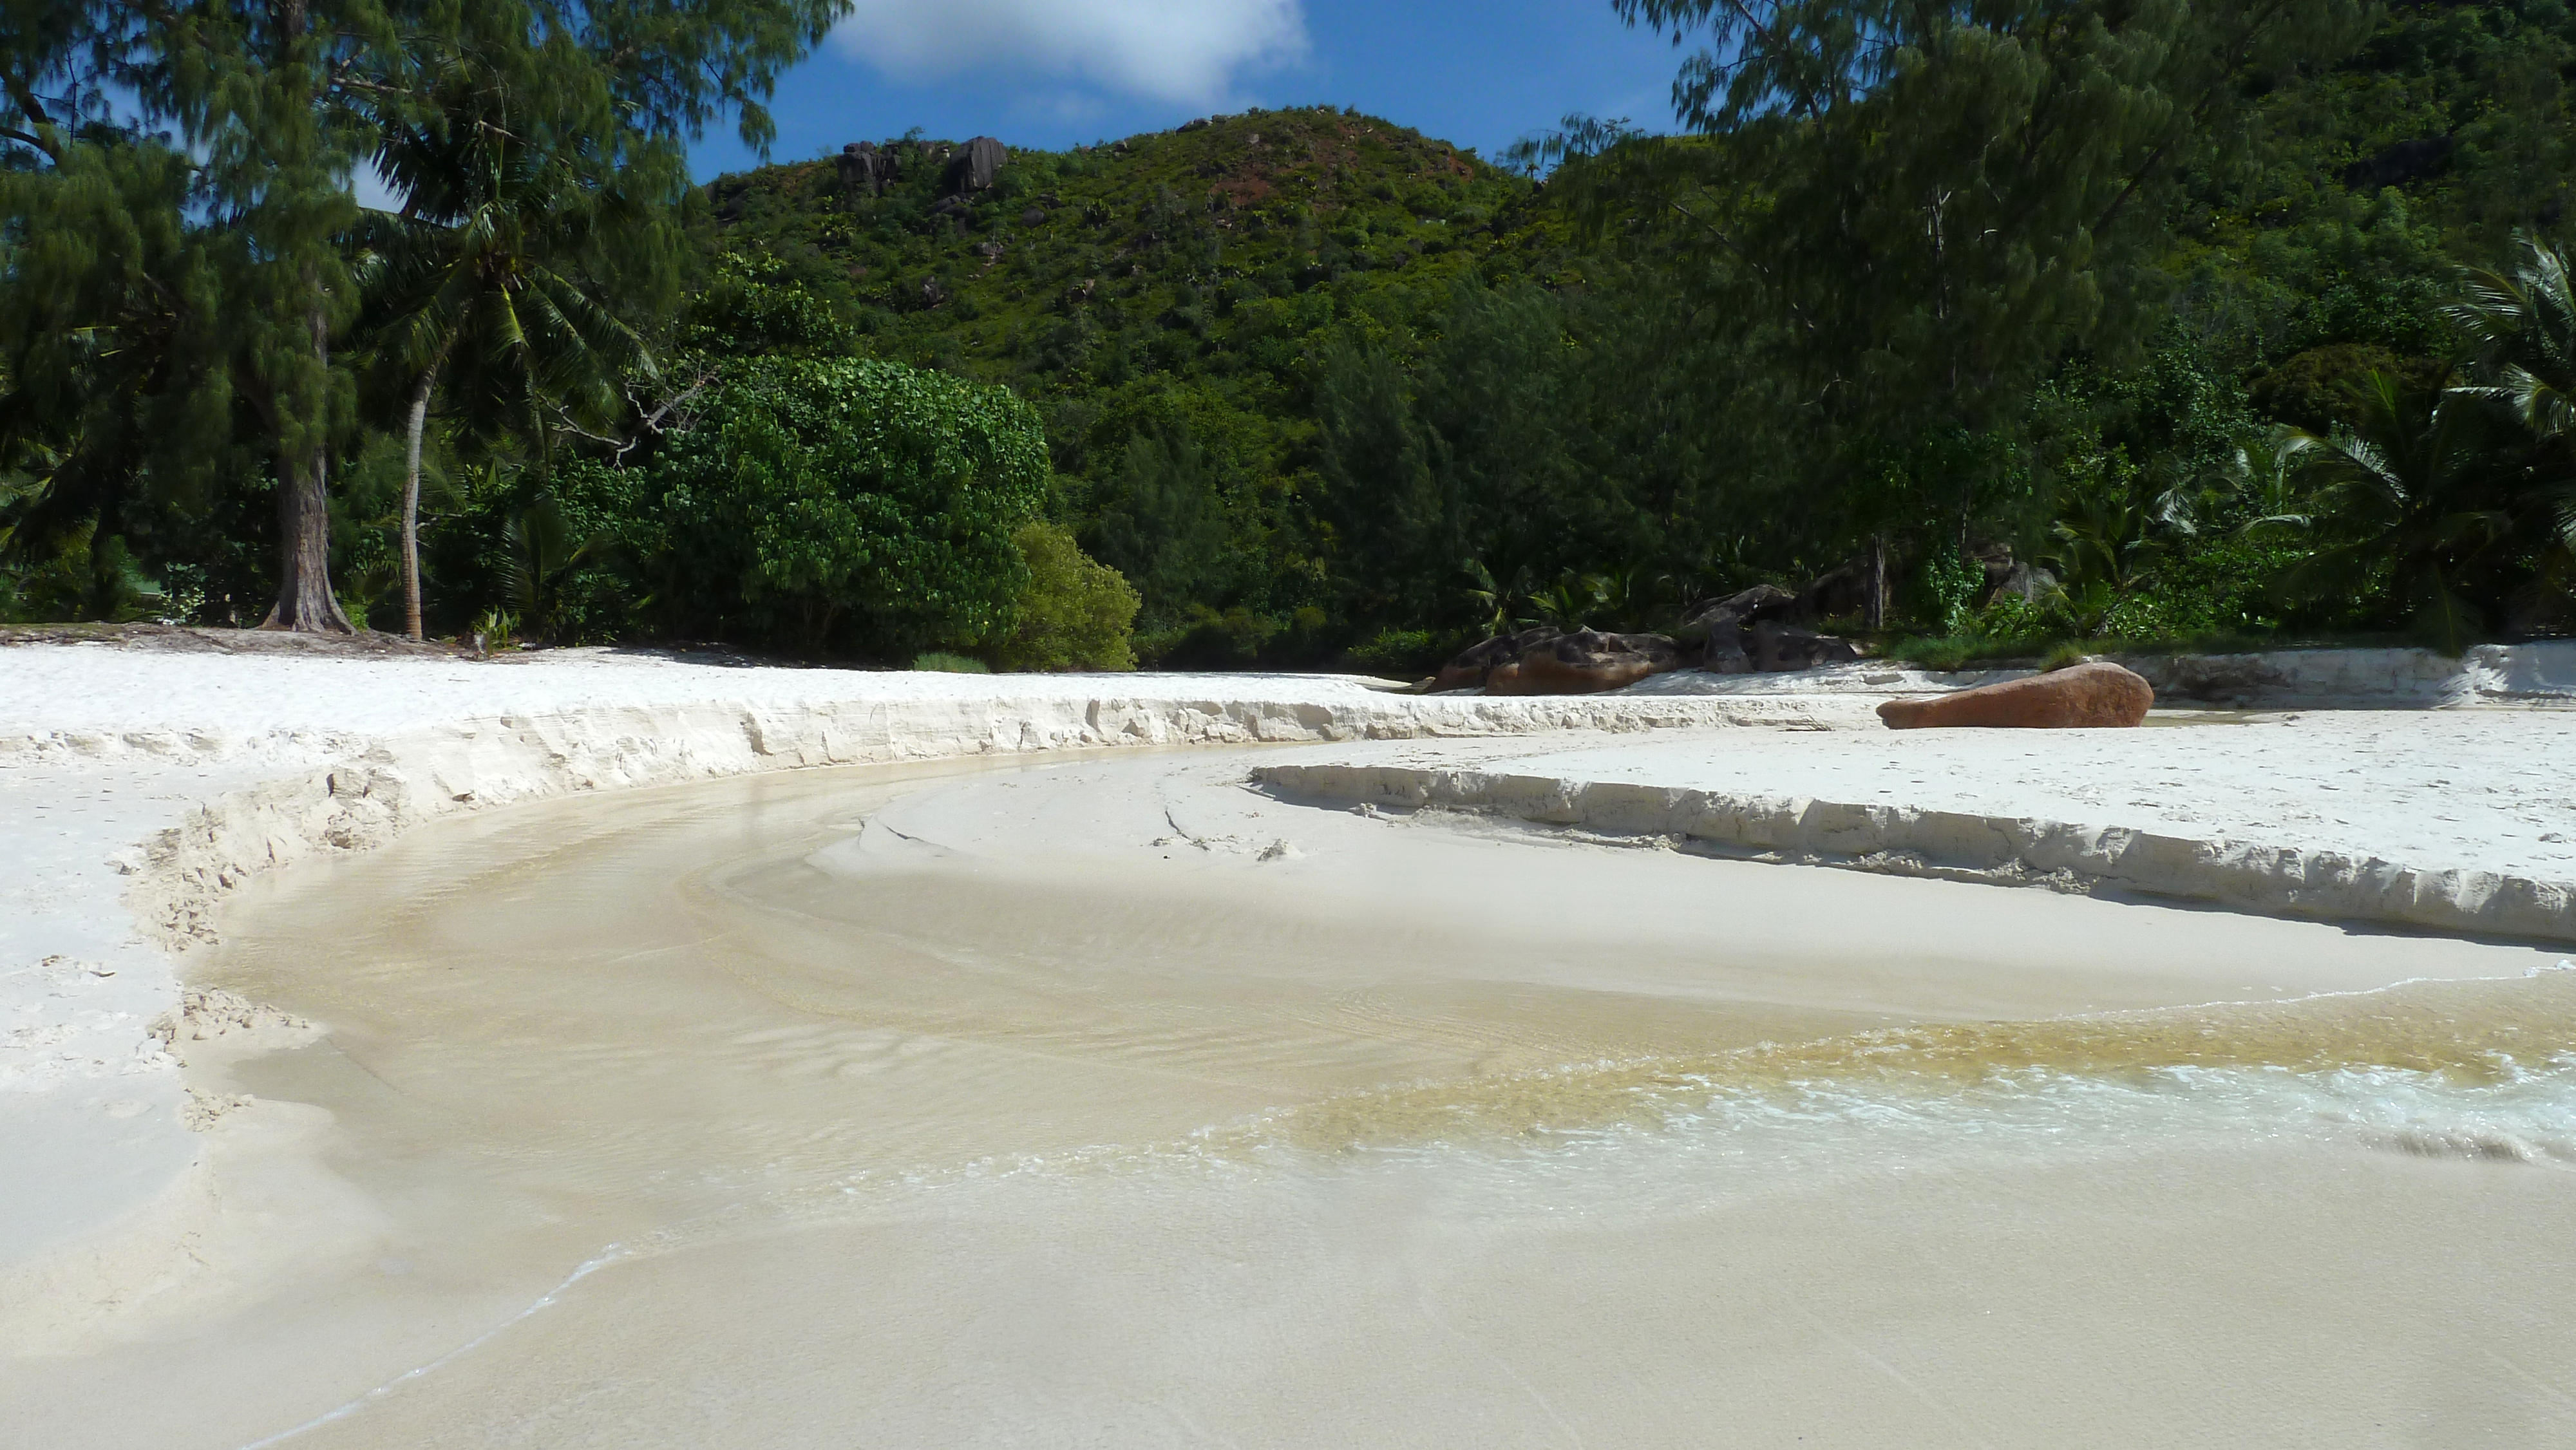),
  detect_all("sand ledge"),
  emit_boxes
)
[0,647,1855,1292]
[1256,755,2576,942]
